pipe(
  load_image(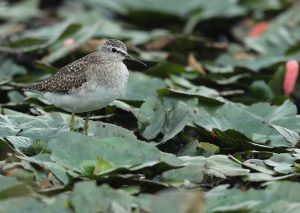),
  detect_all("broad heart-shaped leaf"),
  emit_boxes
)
[157,88,224,104]
[264,153,296,174]
[164,75,225,104]
[121,72,165,101]
[87,120,137,139]
[48,132,183,175]
[206,181,300,213]
[0,58,27,82]
[194,100,300,147]
[269,123,300,147]
[1,21,79,53]
[0,0,41,21]
[96,0,245,34]
[0,195,70,213]
[137,96,198,142]
[244,7,300,55]
[0,176,30,200]
[70,182,135,213]
[216,50,300,71]
[0,111,70,150]
[162,155,249,184]
[240,0,281,11]
[151,190,205,213]
[18,154,70,185]
[43,19,100,63]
